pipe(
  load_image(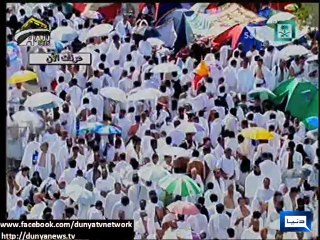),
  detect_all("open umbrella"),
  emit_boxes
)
[51,26,78,42]
[85,24,113,40]
[176,121,205,134]
[248,87,277,101]
[79,122,104,135]
[306,55,318,63]
[147,38,164,47]
[95,125,121,135]
[12,110,43,128]
[157,145,190,158]
[159,174,203,197]
[100,87,126,102]
[304,116,319,130]
[138,164,170,182]
[167,201,200,215]
[24,92,64,108]
[279,45,309,59]
[151,63,181,74]
[267,12,295,25]
[9,70,37,84]
[127,88,162,101]
[241,127,275,140]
